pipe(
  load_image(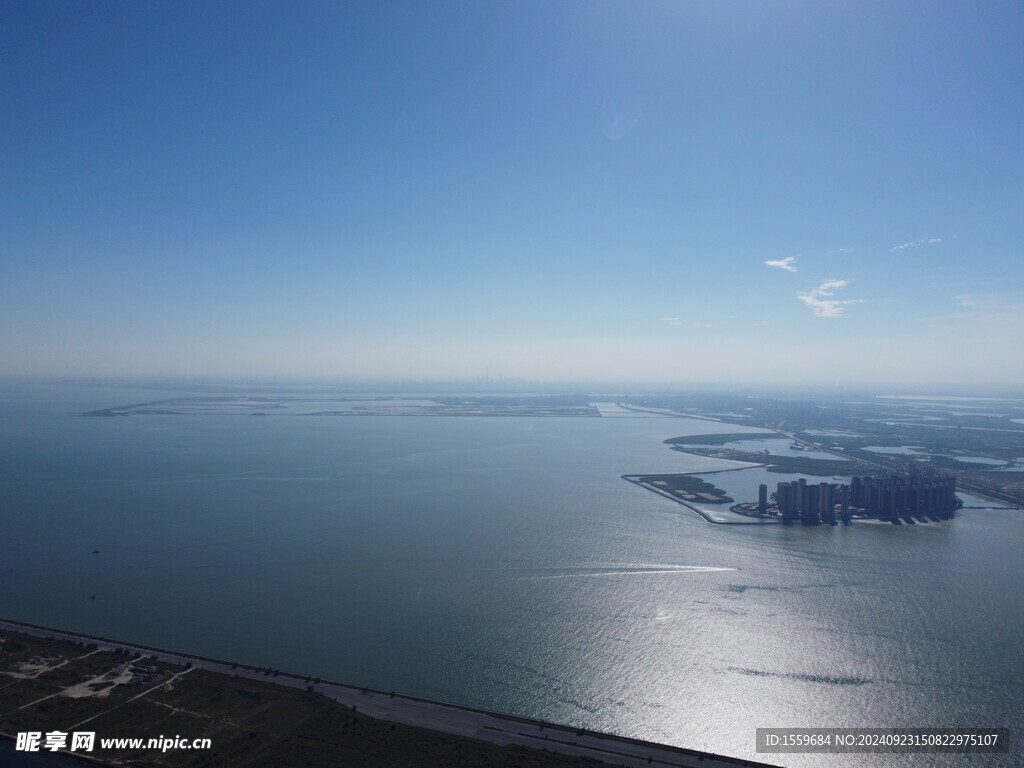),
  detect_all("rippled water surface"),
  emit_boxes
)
[1,383,1021,767]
